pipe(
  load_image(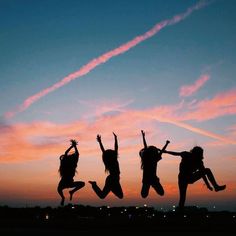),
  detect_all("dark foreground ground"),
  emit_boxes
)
[0,205,235,235]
